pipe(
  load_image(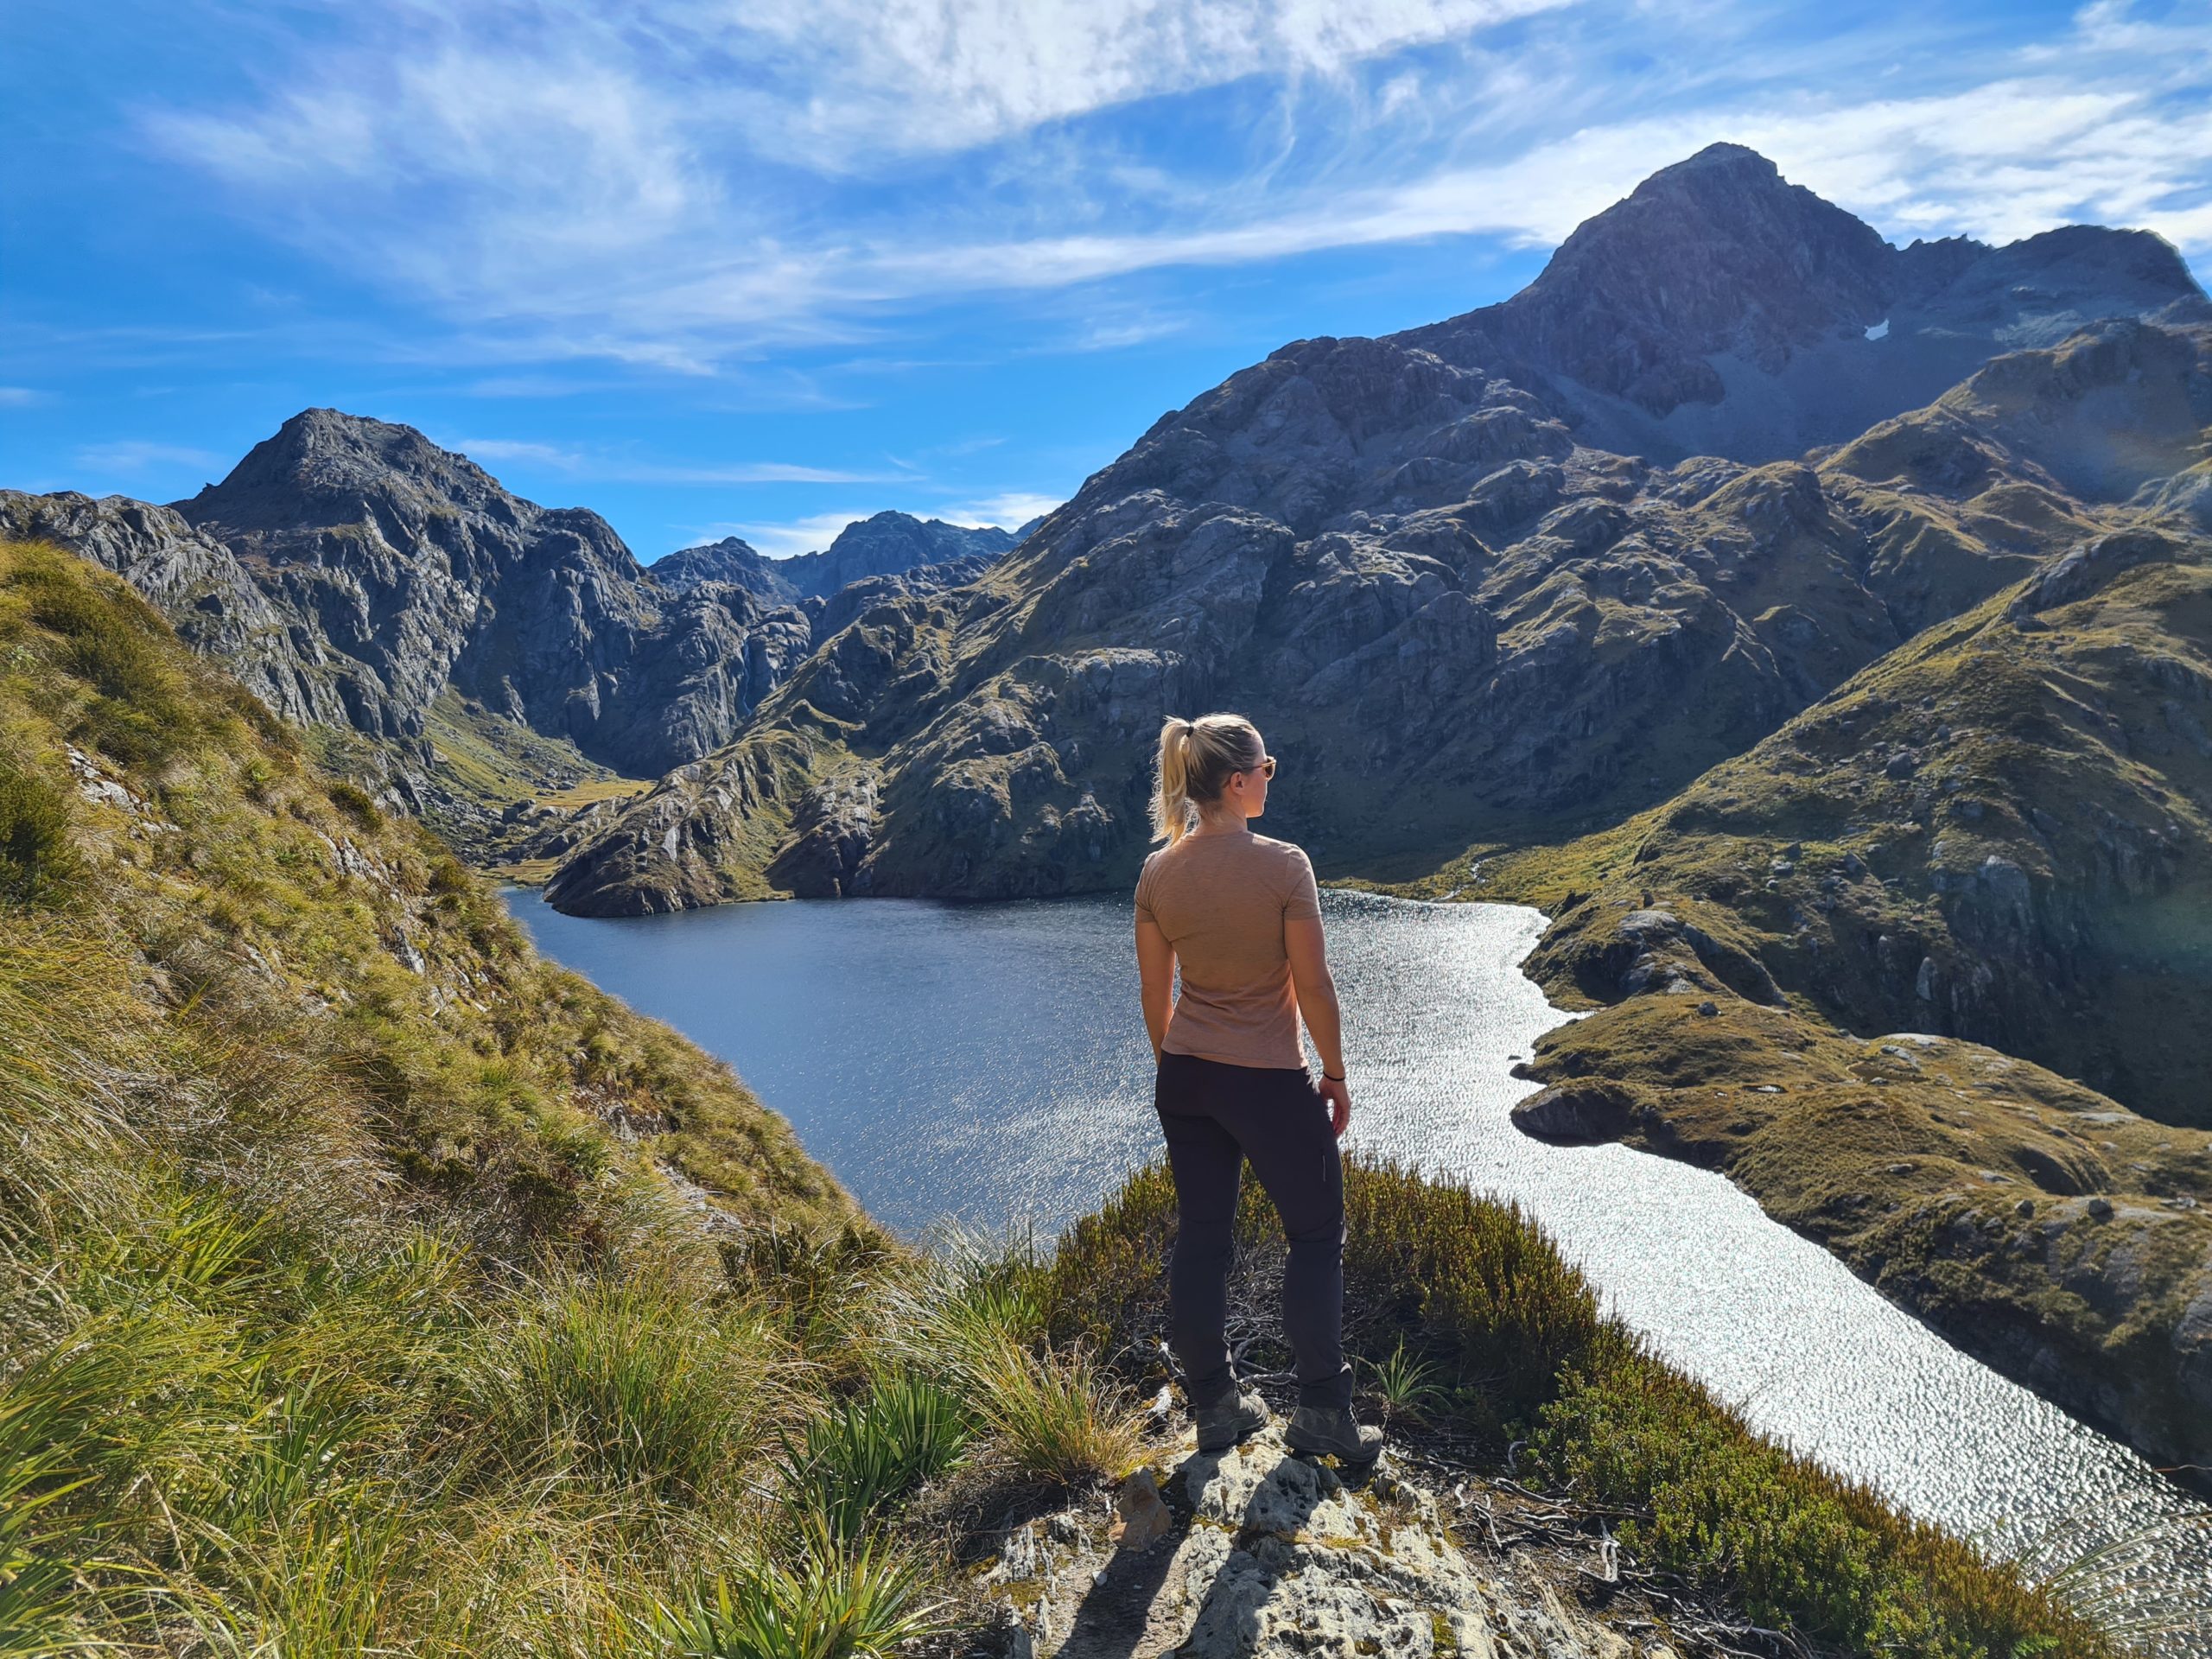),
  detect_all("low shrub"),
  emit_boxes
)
[0,769,79,906]
[1052,1156,1599,1414]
